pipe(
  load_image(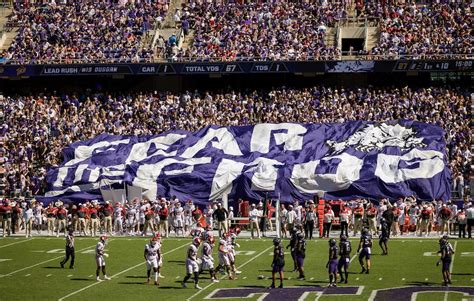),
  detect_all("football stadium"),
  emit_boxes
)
[0,0,473,300]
